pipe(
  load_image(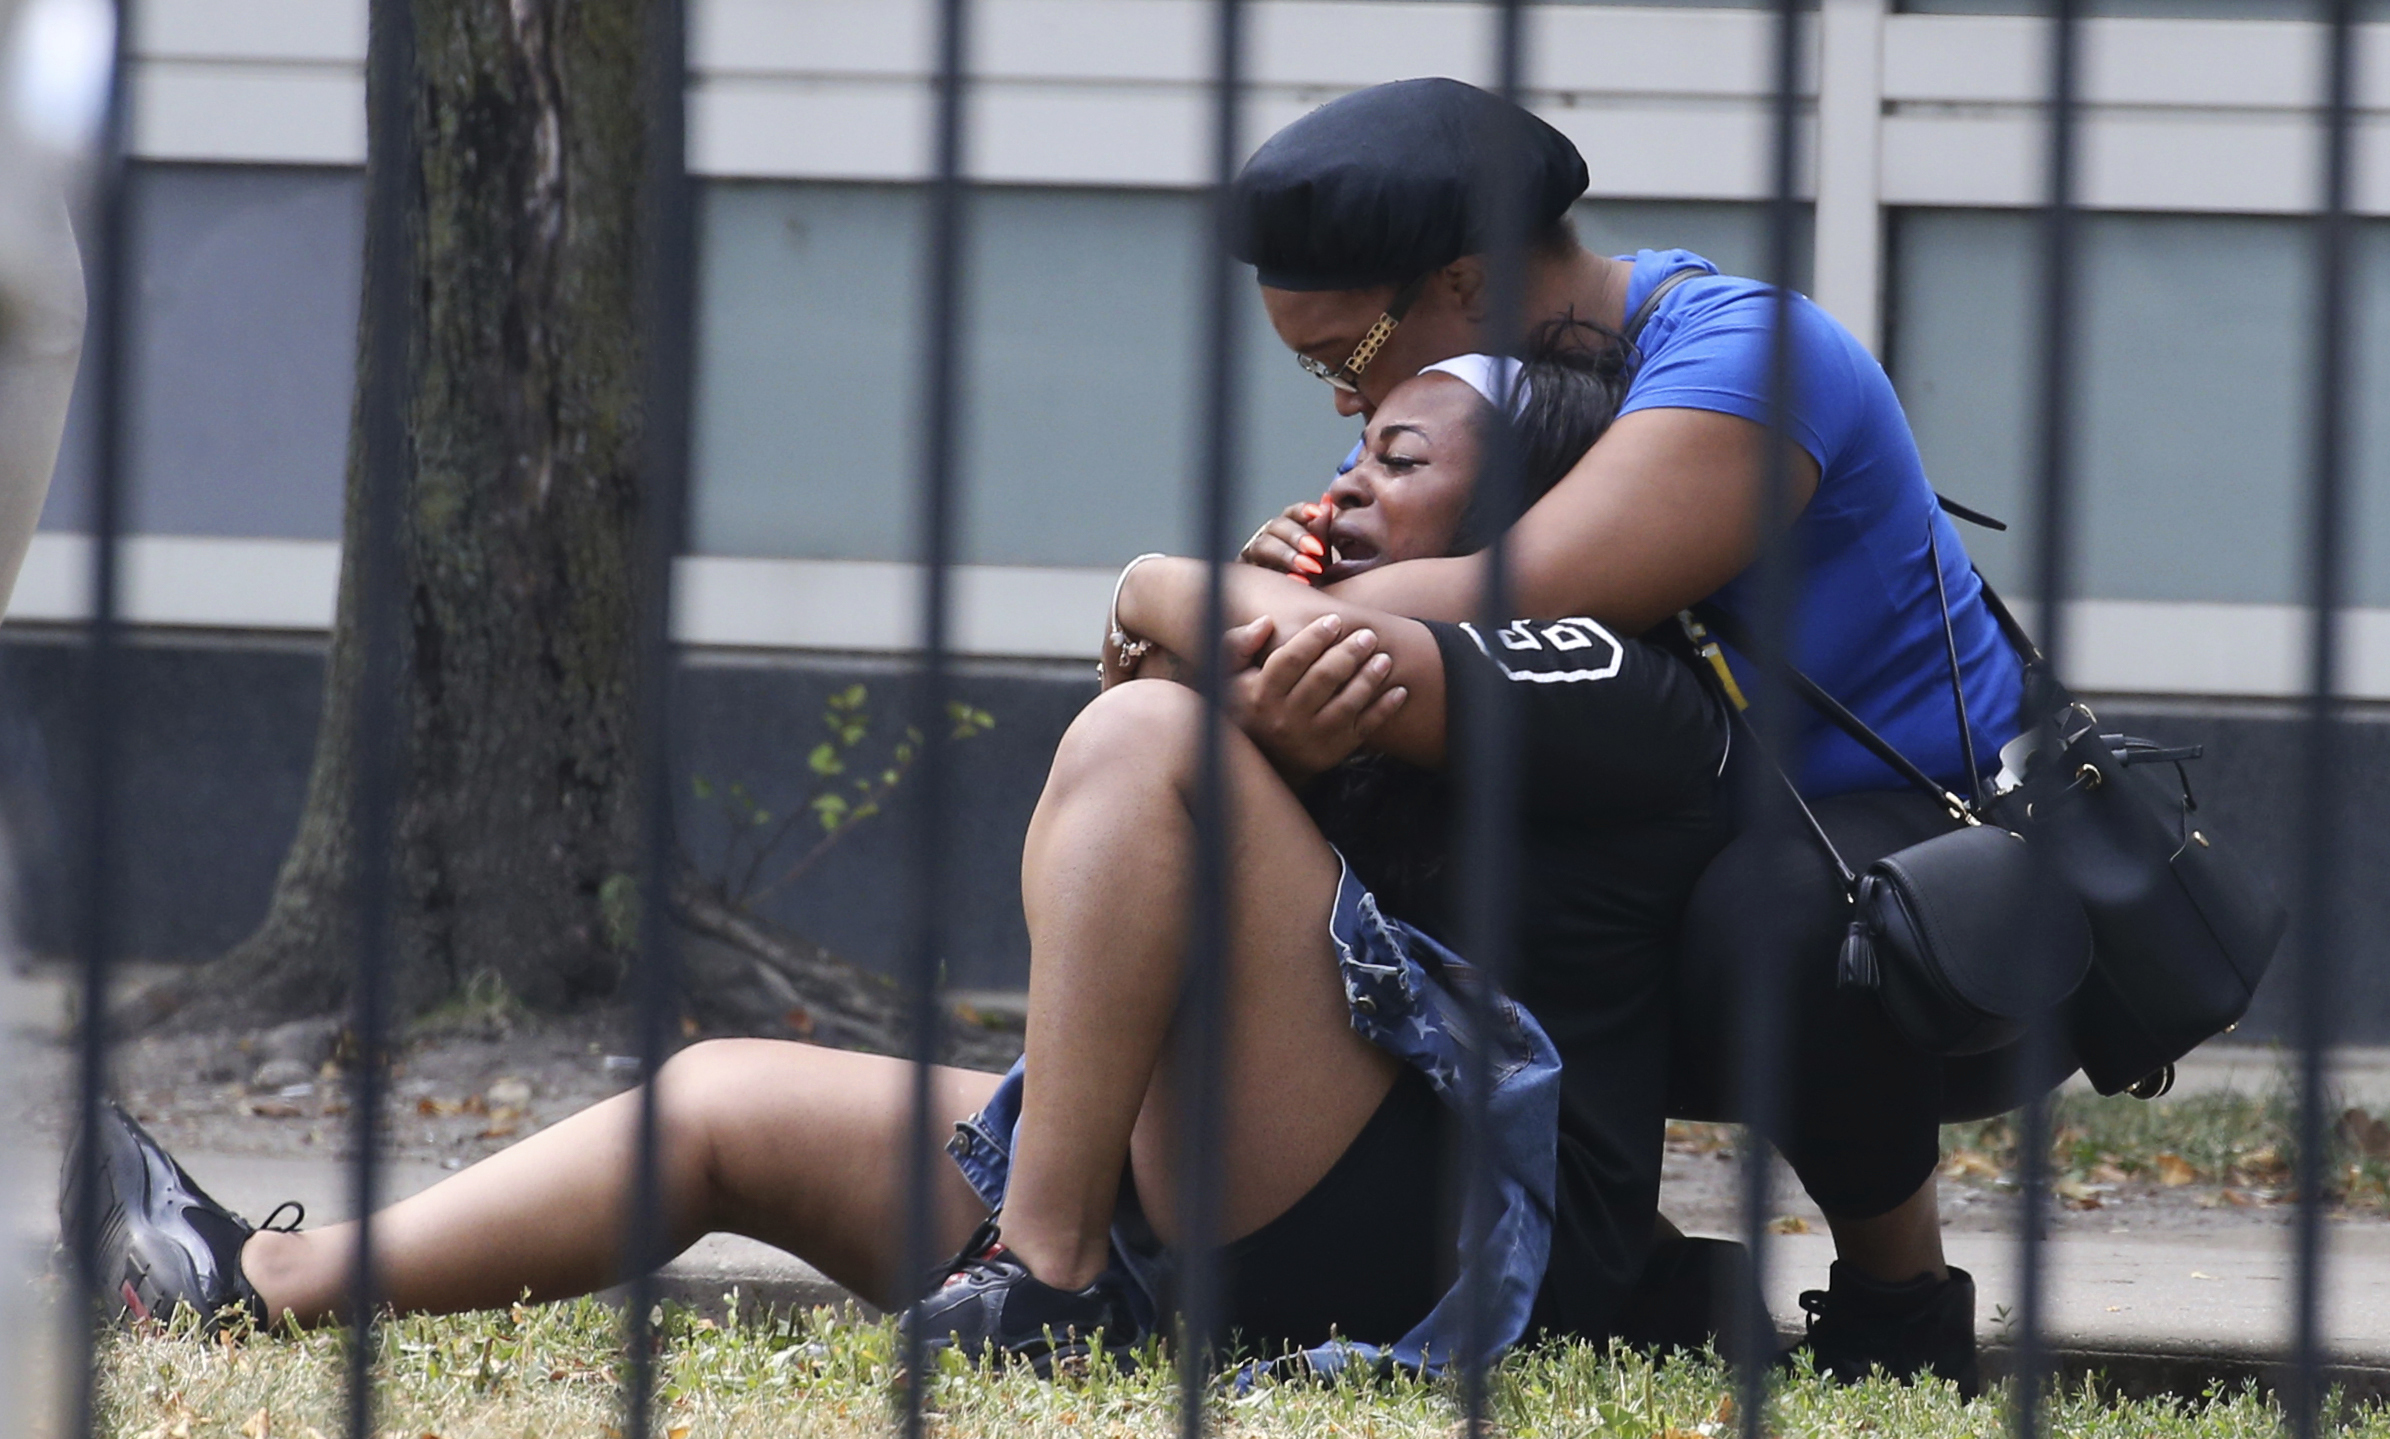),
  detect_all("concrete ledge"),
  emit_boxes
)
[1981,1343,2390,1407]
